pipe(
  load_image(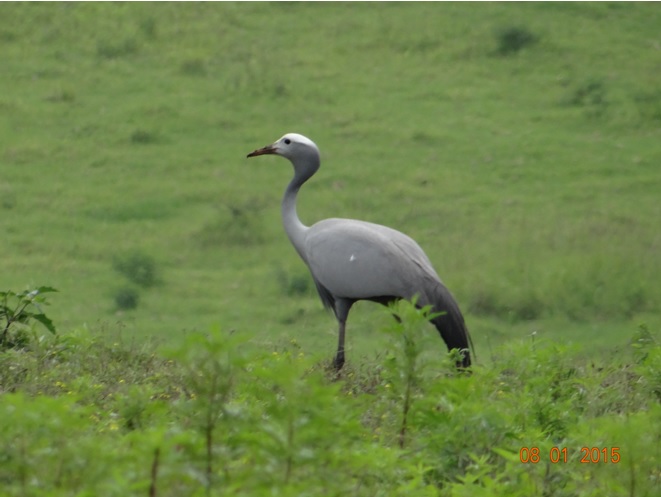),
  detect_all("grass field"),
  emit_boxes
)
[3,2,661,350]
[1,3,661,495]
